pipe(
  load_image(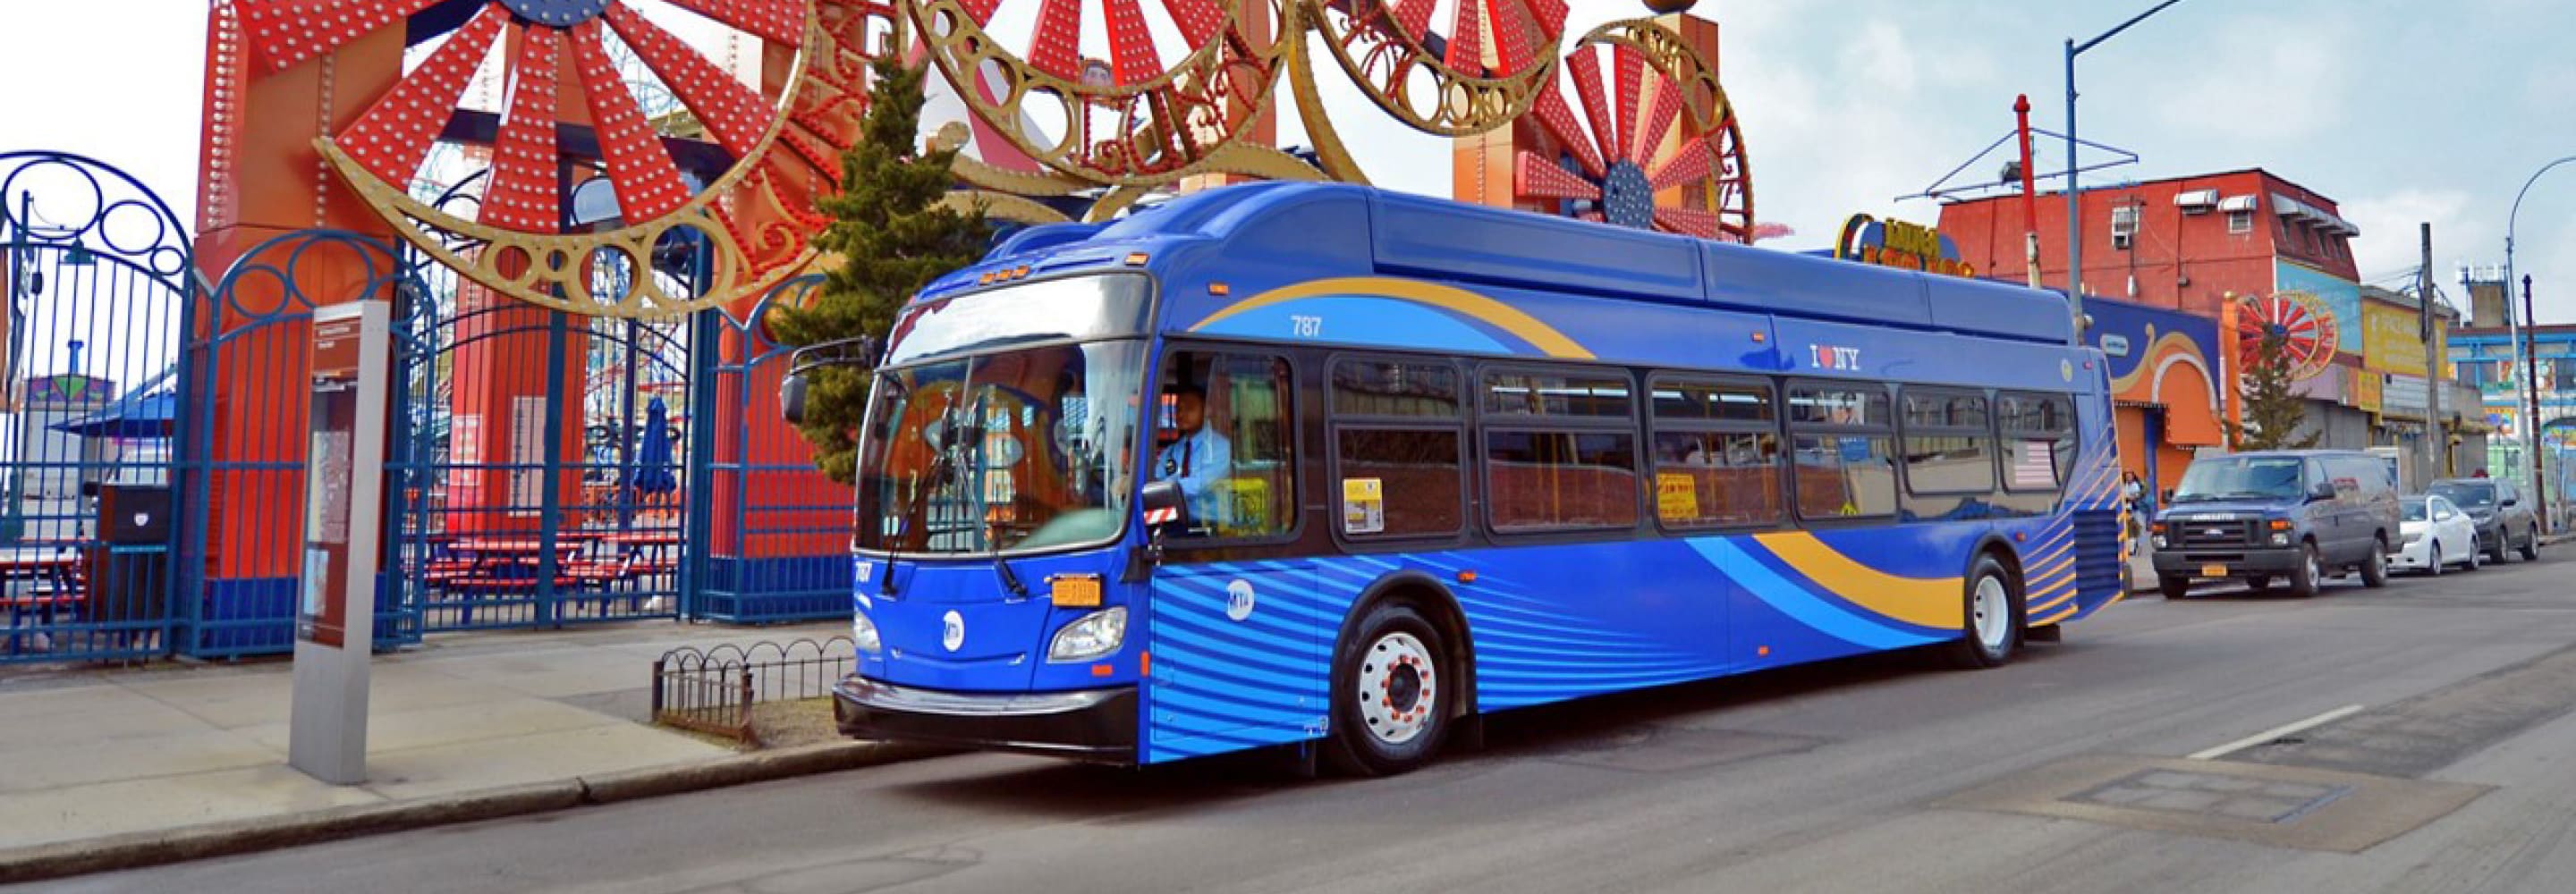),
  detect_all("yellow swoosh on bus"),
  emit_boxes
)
[1751,532,1964,630]
[1191,277,1595,359]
